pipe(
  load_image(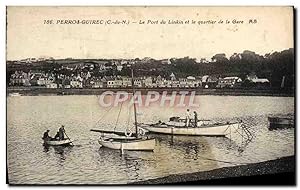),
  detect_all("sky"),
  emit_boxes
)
[6,6,294,61]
